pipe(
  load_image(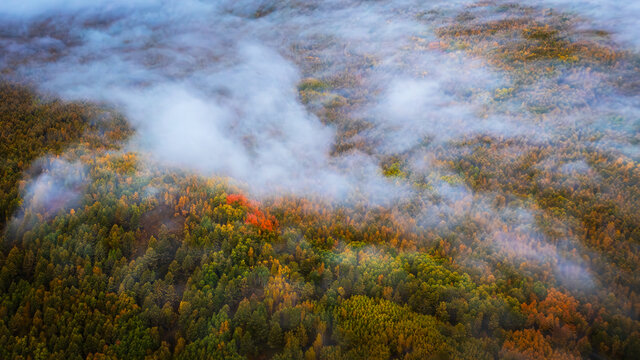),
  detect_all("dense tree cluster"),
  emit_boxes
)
[2,2,640,359]
[1,93,638,359]
[0,82,131,228]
